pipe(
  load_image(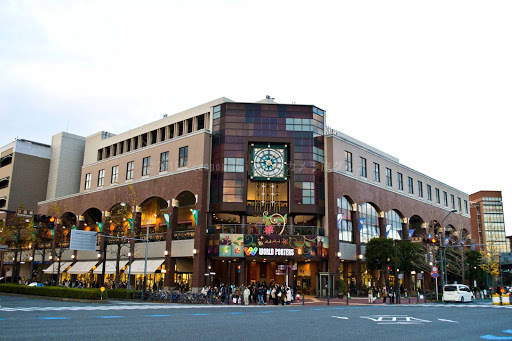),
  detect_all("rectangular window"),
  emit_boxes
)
[197,114,205,130]
[126,139,131,152]
[160,152,169,172]
[398,173,403,190]
[160,127,166,142]
[443,191,448,206]
[435,188,440,204]
[126,161,134,180]
[464,200,468,214]
[179,146,188,167]
[141,133,147,147]
[451,194,455,209]
[133,136,139,149]
[408,177,414,194]
[313,146,324,163]
[187,118,193,133]
[360,157,367,178]
[418,181,423,198]
[111,166,119,184]
[427,185,432,201]
[213,105,221,120]
[302,182,315,205]
[85,173,91,190]
[345,151,352,172]
[285,118,314,132]
[386,168,392,186]
[142,156,151,176]
[178,122,184,136]
[97,169,105,187]
[373,163,380,182]
[150,130,157,144]
[169,125,175,139]
[224,157,244,172]
[97,149,103,161]
[458,197,462,212]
